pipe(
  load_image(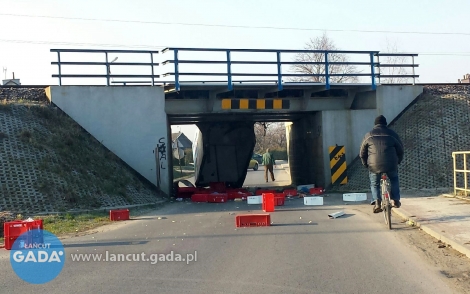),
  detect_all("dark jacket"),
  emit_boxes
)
[359,124,404,173]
